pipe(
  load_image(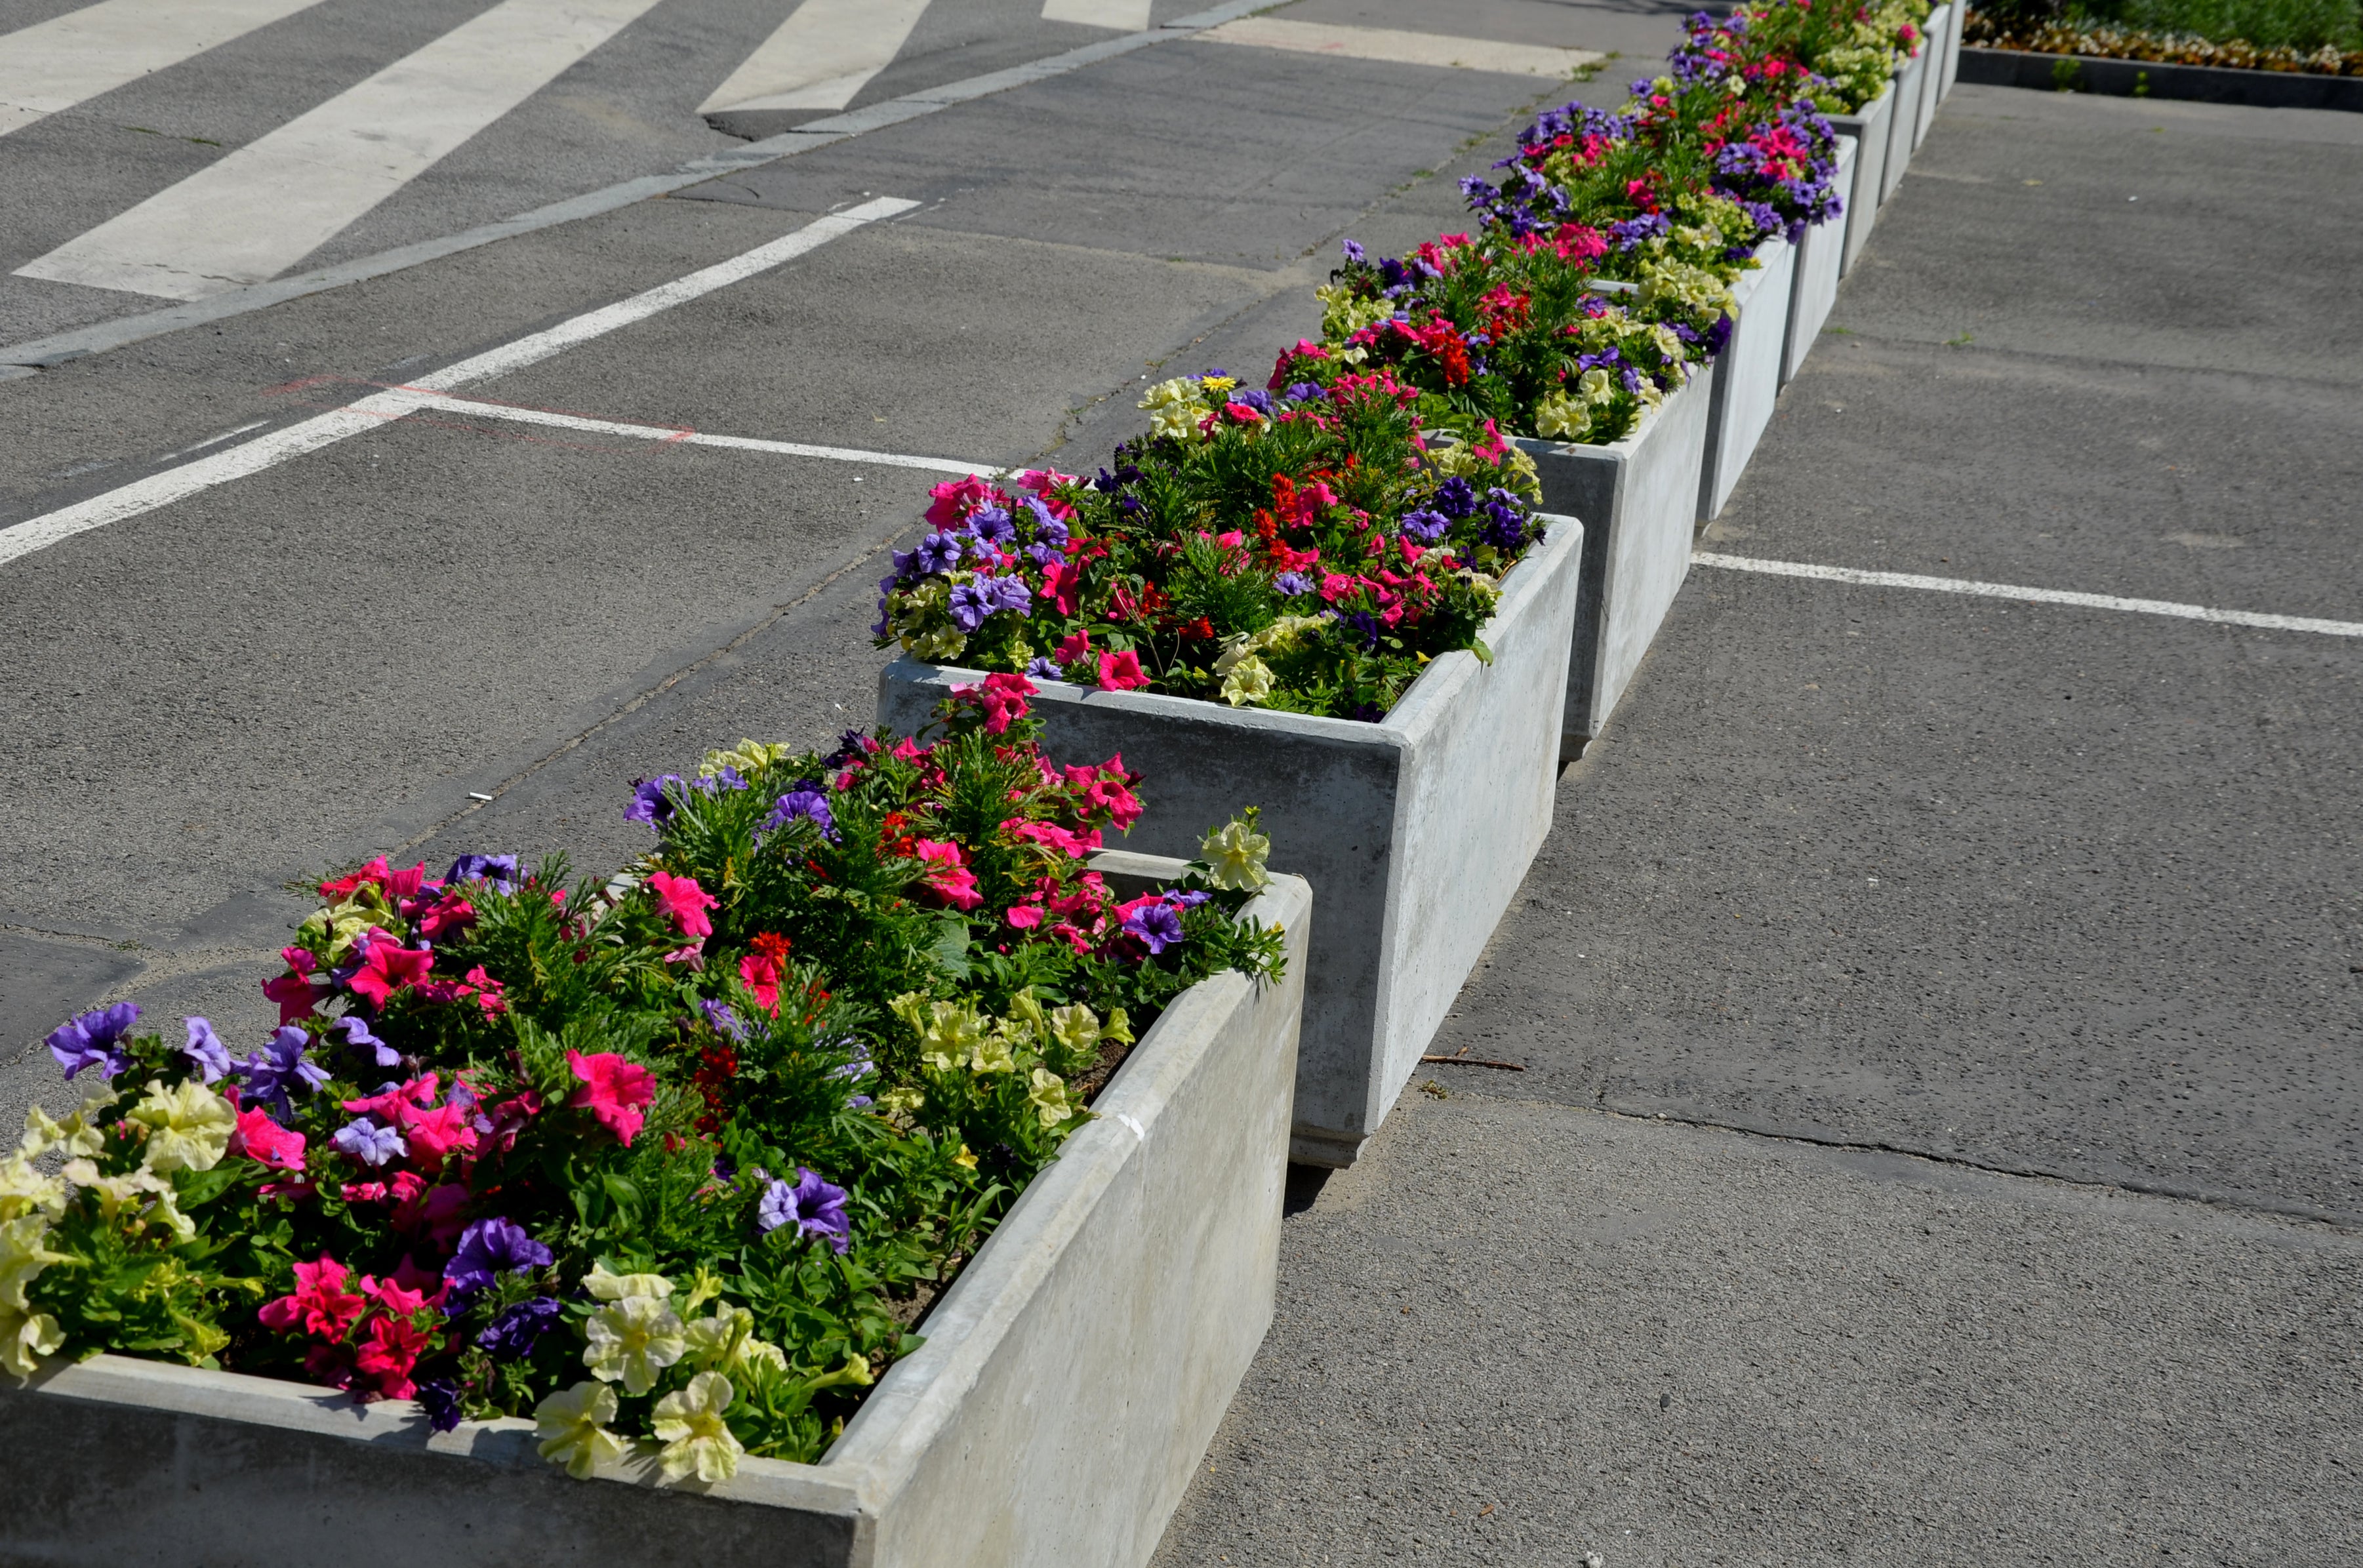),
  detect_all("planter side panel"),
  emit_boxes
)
[1916,4,1952,143]
[0,1371,856,1568]
[1699,235,1794,521]
[866,879,1310,1568]
[1829,87,1891,274]
[879,669,1398,1151]
[1882,50,1927,201]
[1366,517,1581,1114]
[1782,135,1855,384]
[1518,363,1712,744]
[1940,0,1964,98]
